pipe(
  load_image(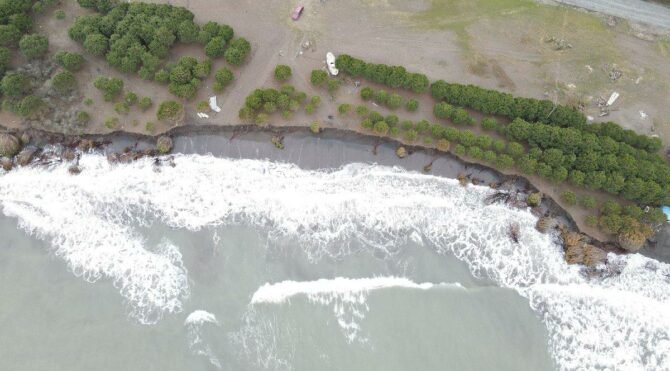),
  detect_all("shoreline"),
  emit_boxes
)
[7,123,666,264]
